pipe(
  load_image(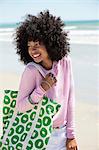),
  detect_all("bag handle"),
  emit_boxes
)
[22,99,42,149]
